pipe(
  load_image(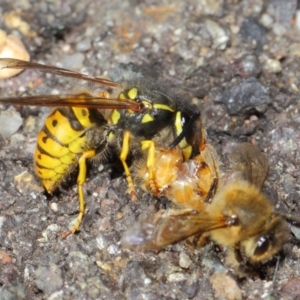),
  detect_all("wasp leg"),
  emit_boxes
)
[141,140,158,195]
[120,130,137,201]
[62,149,96,238]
